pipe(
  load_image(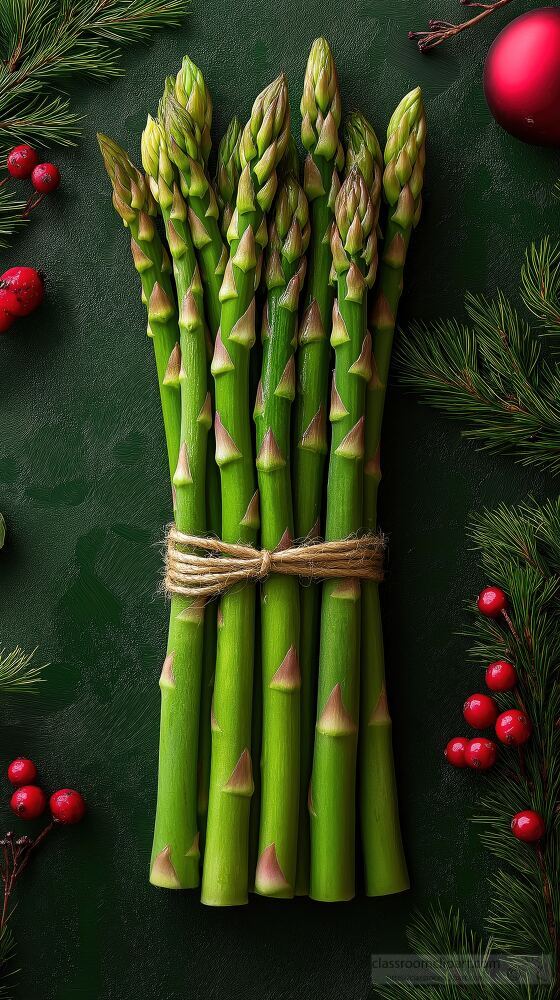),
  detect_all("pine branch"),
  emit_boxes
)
[0,0,189,157]
[397,240,560,474]
[0,646,46,694]
[374,498,560,1000]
